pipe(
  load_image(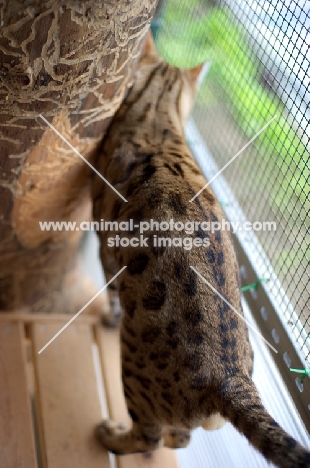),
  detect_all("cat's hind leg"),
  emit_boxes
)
[95,420,163,454]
